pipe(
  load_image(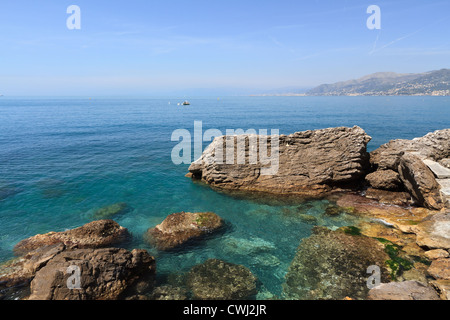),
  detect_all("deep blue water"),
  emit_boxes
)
[0,96,449,298]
